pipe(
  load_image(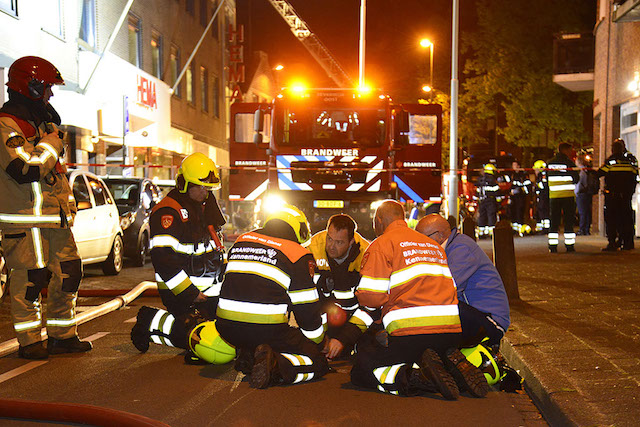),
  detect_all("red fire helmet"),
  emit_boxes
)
[7,56,64,100]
